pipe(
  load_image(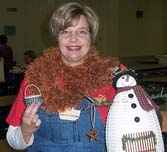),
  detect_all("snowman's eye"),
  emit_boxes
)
[122,76,125,79]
